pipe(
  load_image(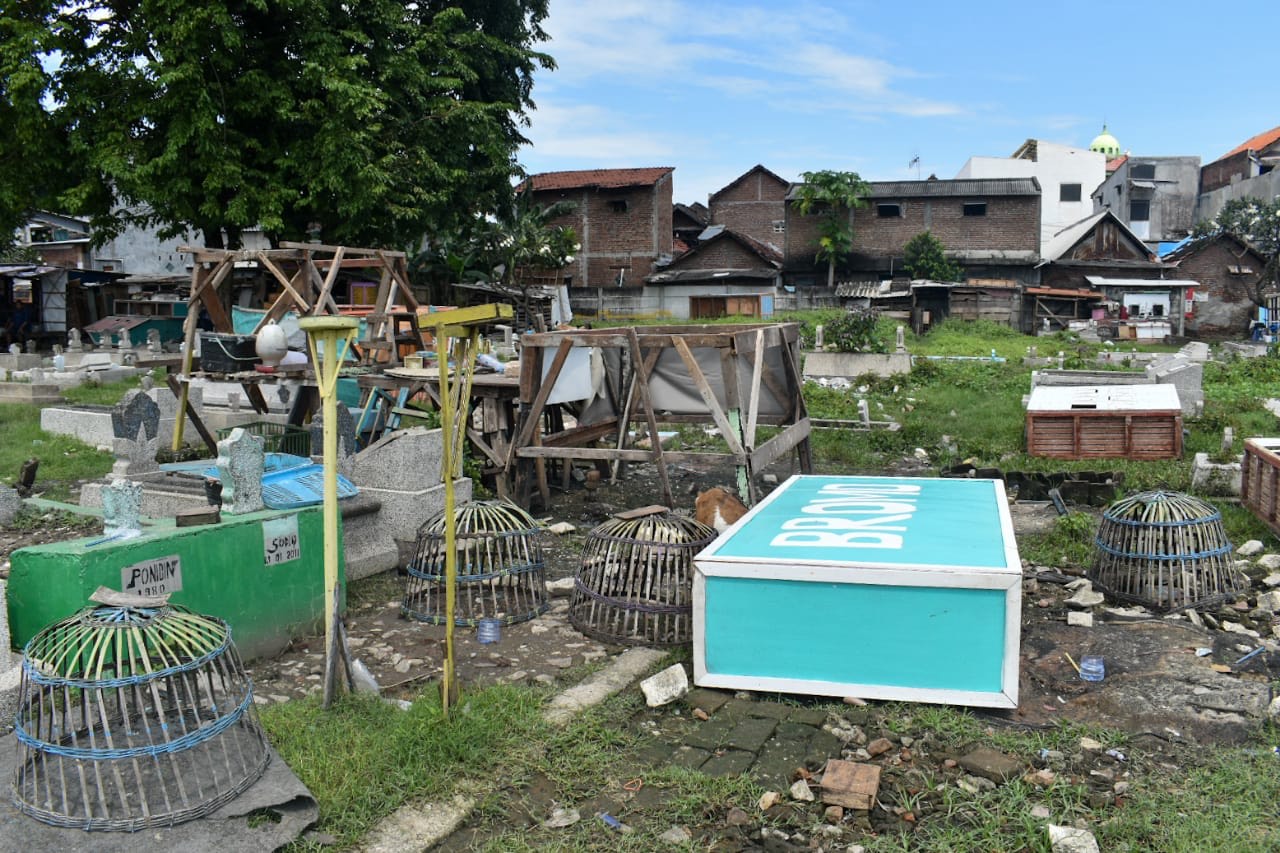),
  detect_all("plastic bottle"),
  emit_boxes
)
[1079,655,1105,682]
